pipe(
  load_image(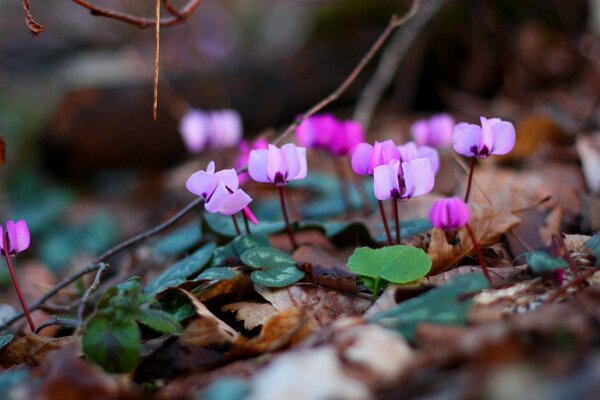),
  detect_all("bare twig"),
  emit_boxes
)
[34,316,79,335]
[162,0,185,18]
[76,263,109,327]
[274,5,421,146]
[353,0,447,130]
[22,0,44,36]
[70,0,204,29]
[153,0,161,121]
